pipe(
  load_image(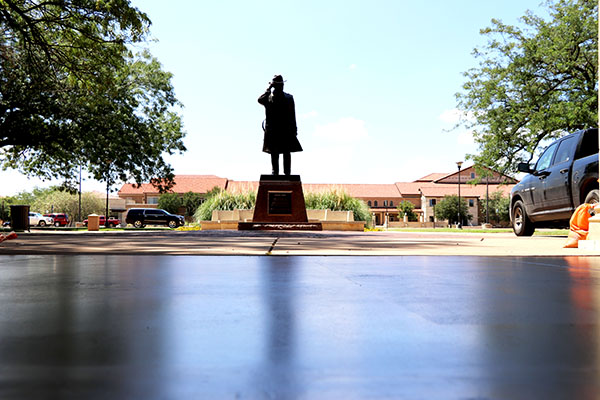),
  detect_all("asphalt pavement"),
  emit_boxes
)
[1,230,599,399]
[0,254,598,399]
